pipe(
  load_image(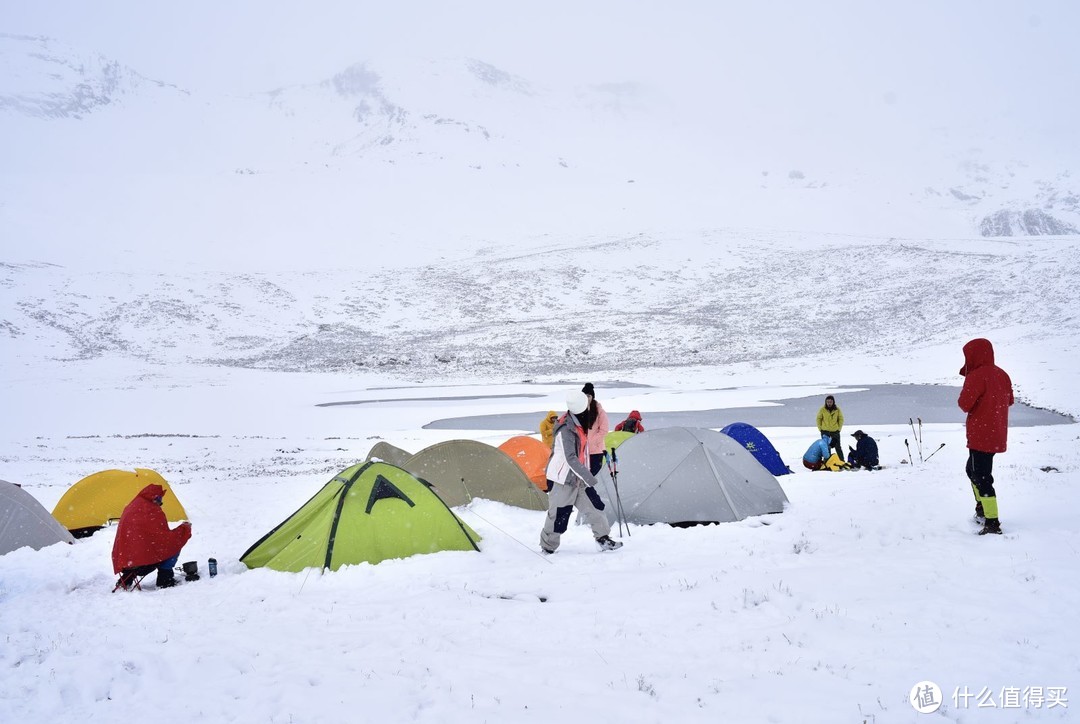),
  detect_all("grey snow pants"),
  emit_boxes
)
[540,481,611,552]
